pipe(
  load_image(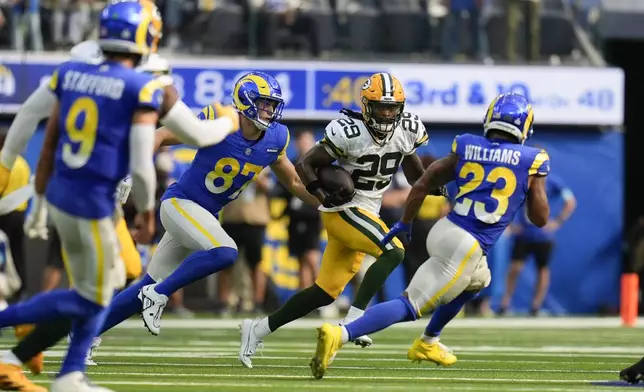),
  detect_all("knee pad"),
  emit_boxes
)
[467,262,491,292]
